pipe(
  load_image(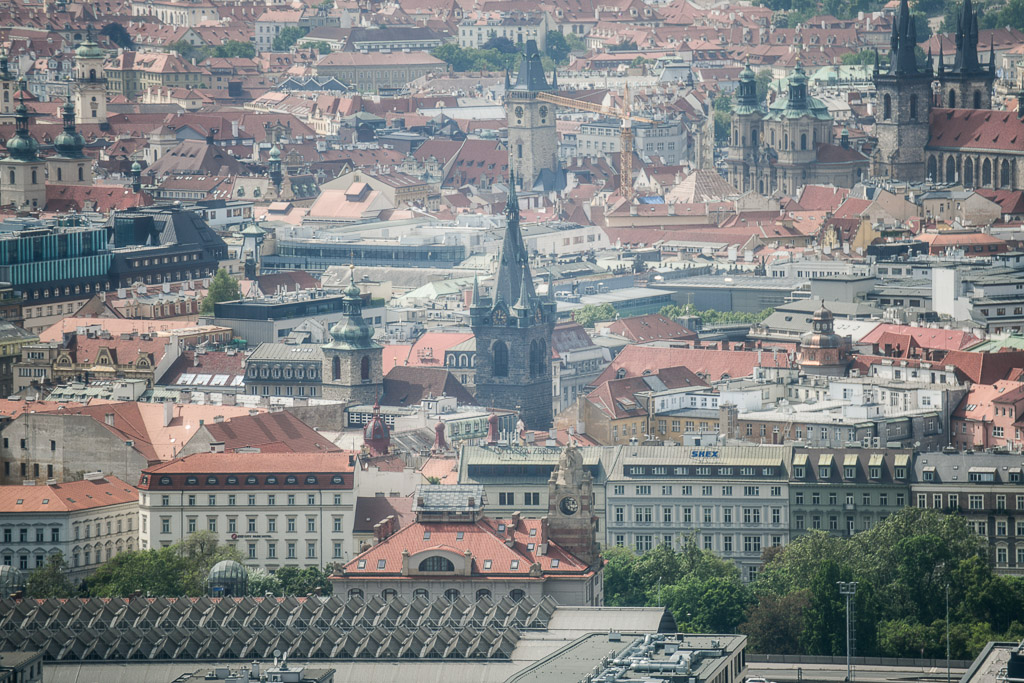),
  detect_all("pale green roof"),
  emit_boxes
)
[967,335,1024,352]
